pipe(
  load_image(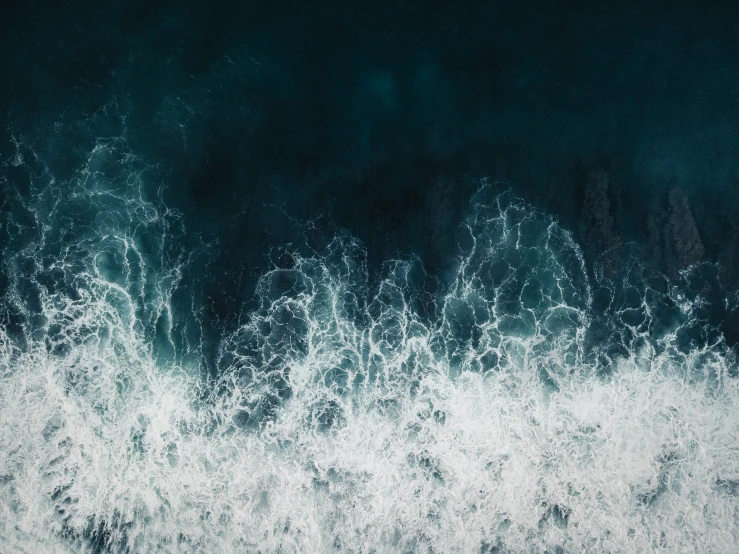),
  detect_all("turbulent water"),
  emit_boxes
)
[3,2,739,552]
[1,133,738,553]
